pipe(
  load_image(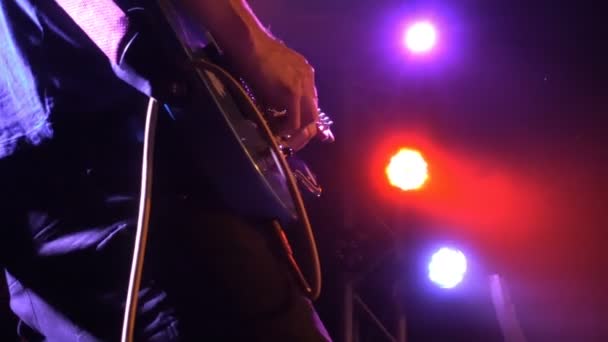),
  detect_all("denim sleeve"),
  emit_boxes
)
[0,0,53,159]
[0,0,154,160]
